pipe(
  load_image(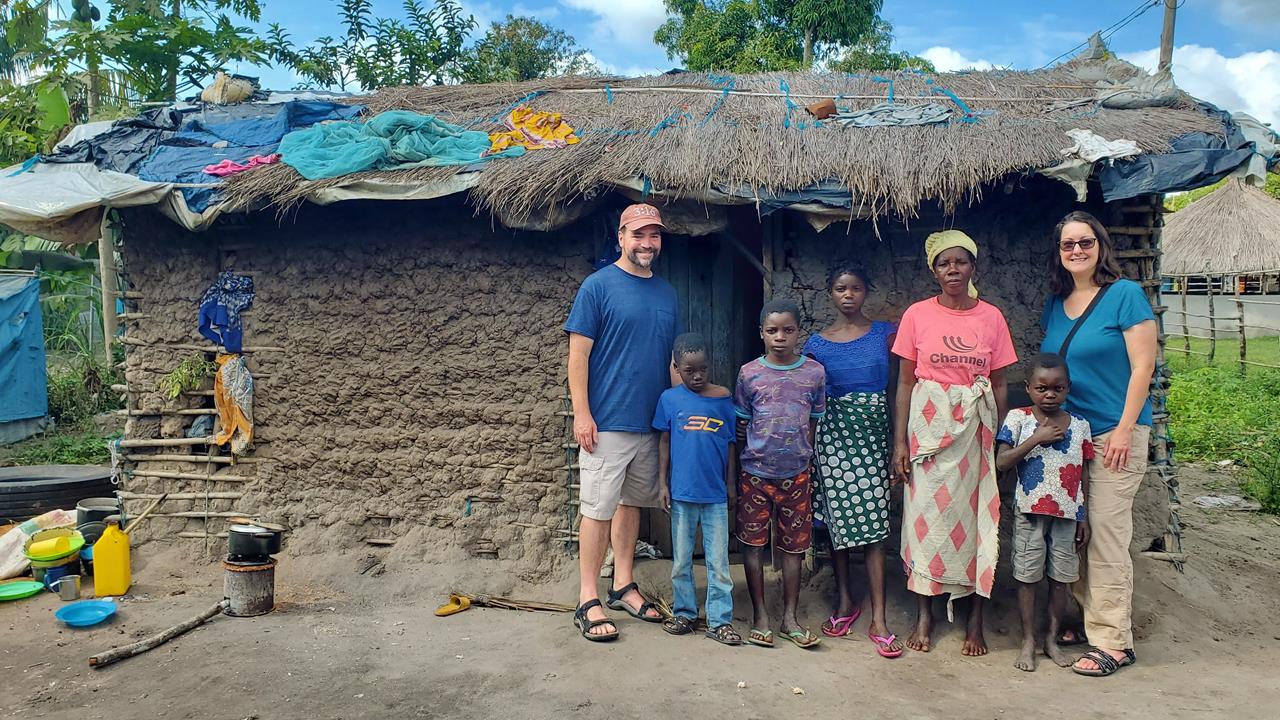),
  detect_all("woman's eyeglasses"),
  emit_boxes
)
[1059,238,1096,252]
